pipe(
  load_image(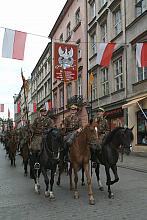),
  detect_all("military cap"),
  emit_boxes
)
[97,107,105,112]
[70,104,78,110]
